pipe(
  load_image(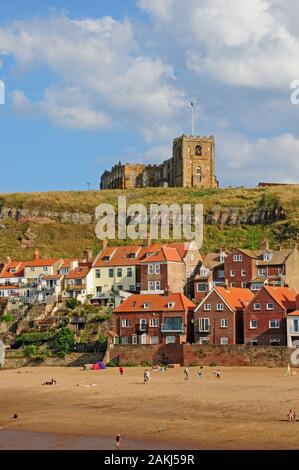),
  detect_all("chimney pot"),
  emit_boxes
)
[102,239,108,251]
[34,250,40,260]
[6,256,11,264]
